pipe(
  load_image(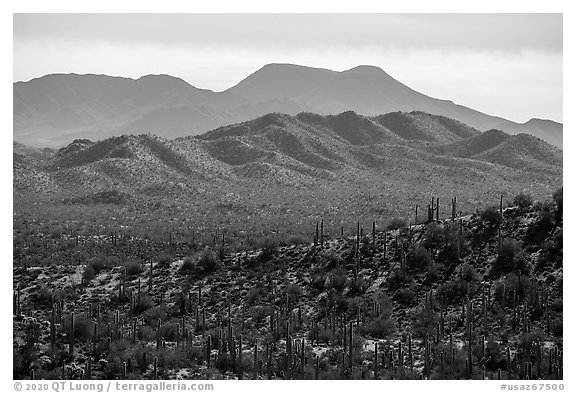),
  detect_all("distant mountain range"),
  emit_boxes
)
[14,111,562,230]
[13,64,562,148]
